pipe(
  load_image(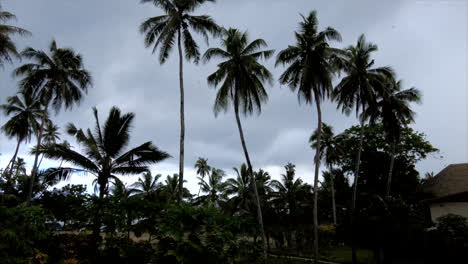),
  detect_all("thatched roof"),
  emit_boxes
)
[422,163,468,200]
